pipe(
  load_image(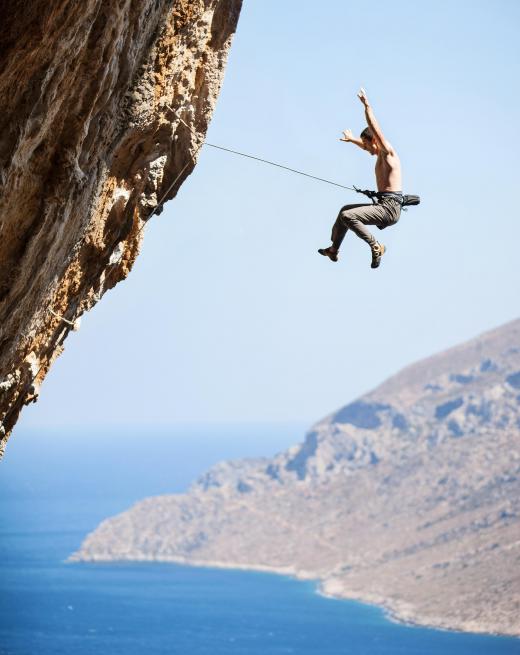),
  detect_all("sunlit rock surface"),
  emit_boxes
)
[0,0,242,453]
[73,319,520,636]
